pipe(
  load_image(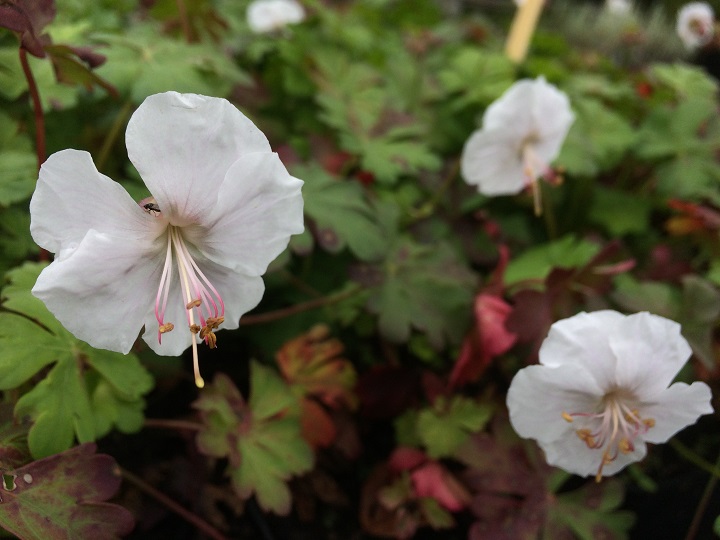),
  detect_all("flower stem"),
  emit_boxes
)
[681,441,720,540]
[144,418,203,431]
[19,48,46,169]
[175,0,193,43]
[505,0,545,63]
[242,285,362,325]
[96,100,133,172]
[407,158,460,223]
[121,467,229,540]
